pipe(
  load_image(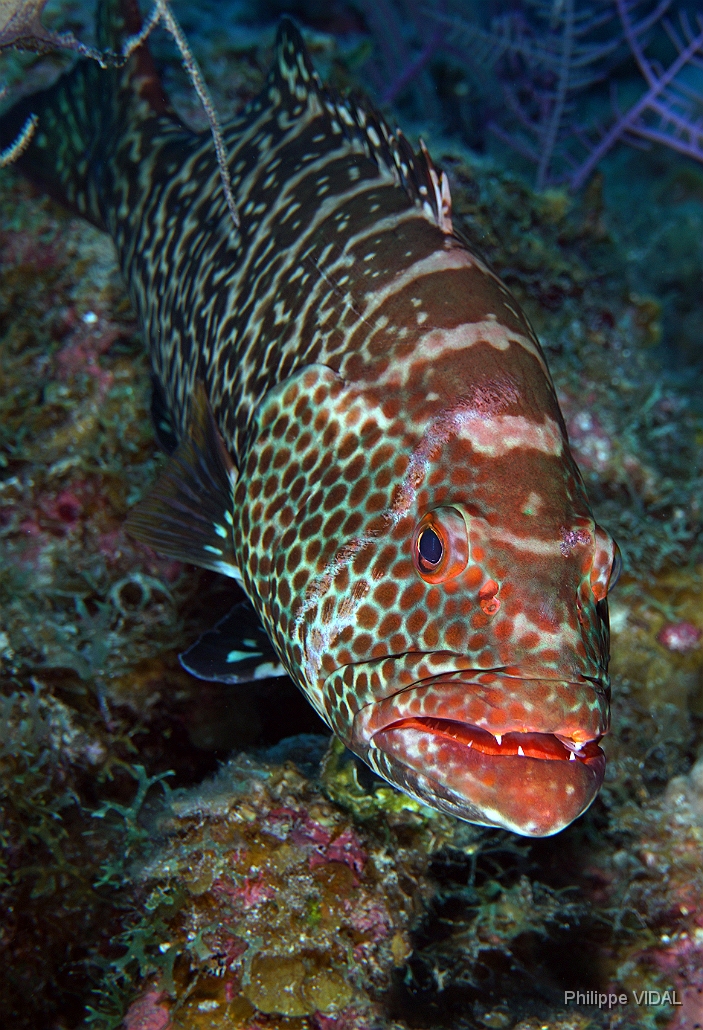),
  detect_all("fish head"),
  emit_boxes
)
[329,494,617,836]
[241,365,619,837]
[344,501,619,837]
